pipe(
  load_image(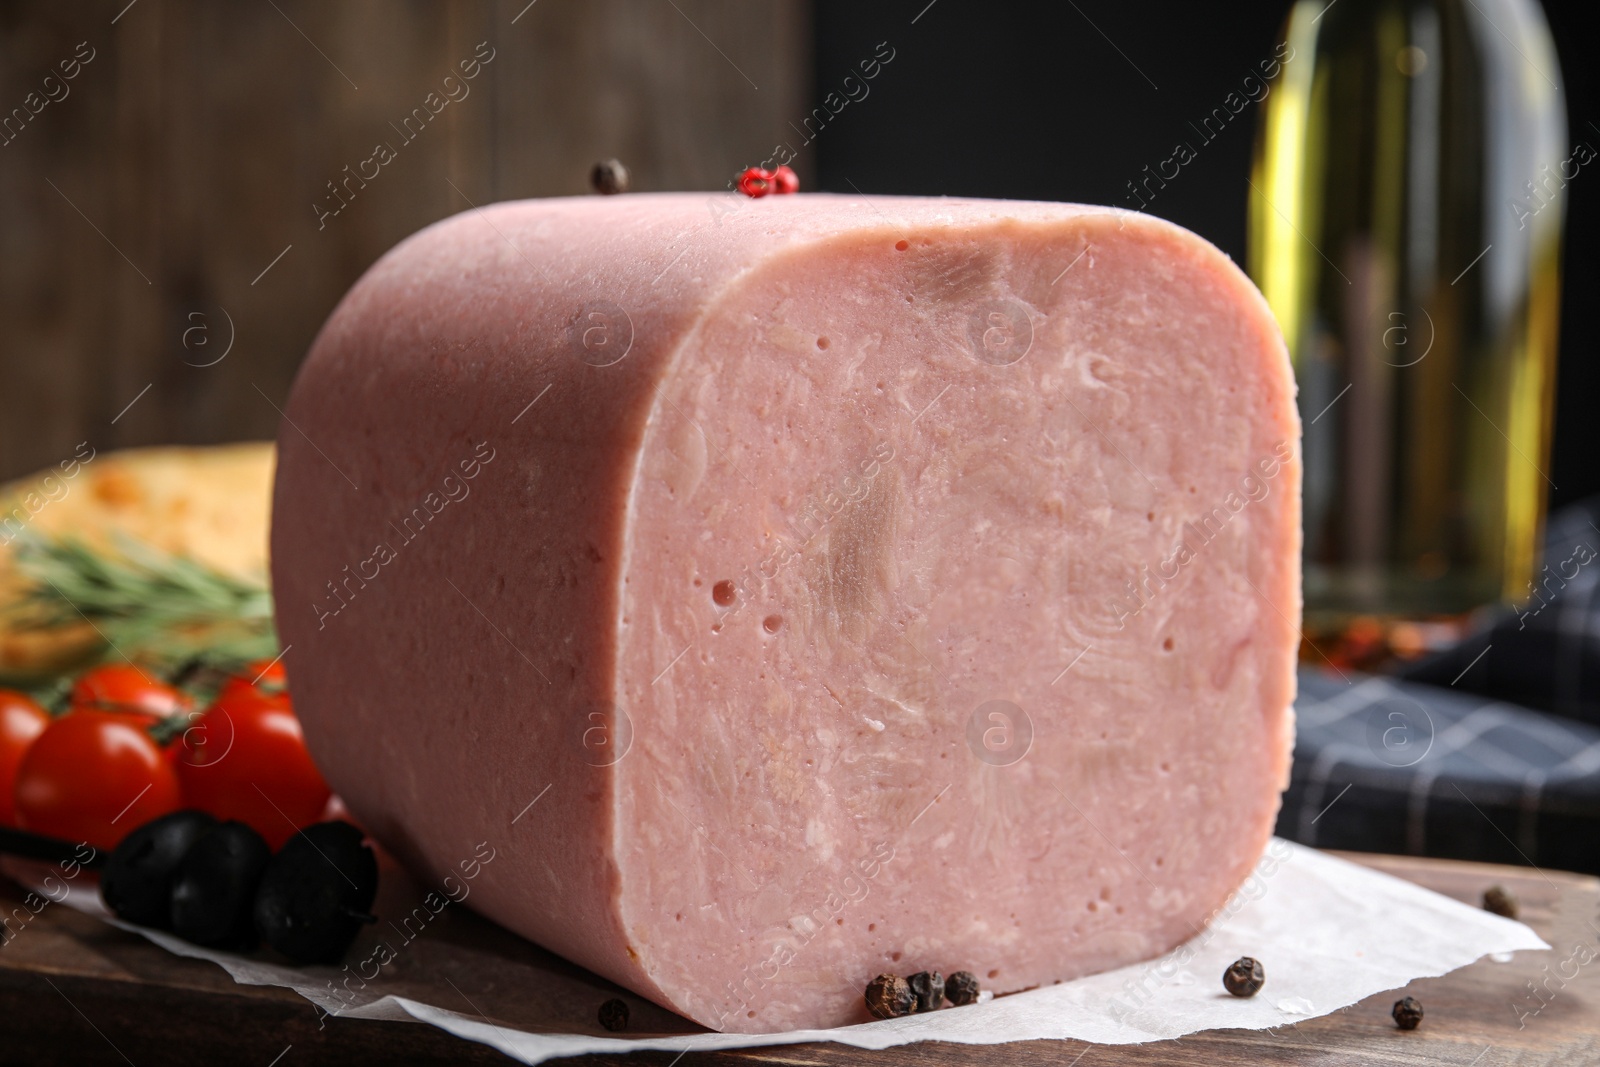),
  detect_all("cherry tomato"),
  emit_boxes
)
[240,657,288,689]
[176,688,329,850]
[214,657,288,707]
[70,664,188,719]
[14,710,183,850]
[0,690,51,827]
